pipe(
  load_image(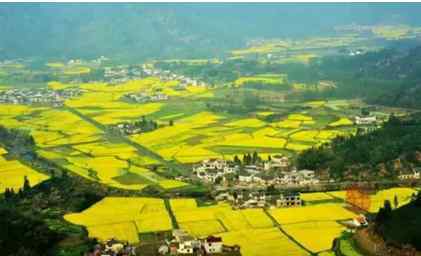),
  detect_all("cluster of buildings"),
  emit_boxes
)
[104,66,144,84]
[124,91,169,103]
[398,168,421,180]
[193,156,320,187]
[238,169,318,186]
[110,119,157,135]
[142,65,207,88]
[158,230,239,255]
[215,190,302,208]
[85,239,136,256]
[0,88,81,107]
[354,115,378,125]
[68,56,109,66]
